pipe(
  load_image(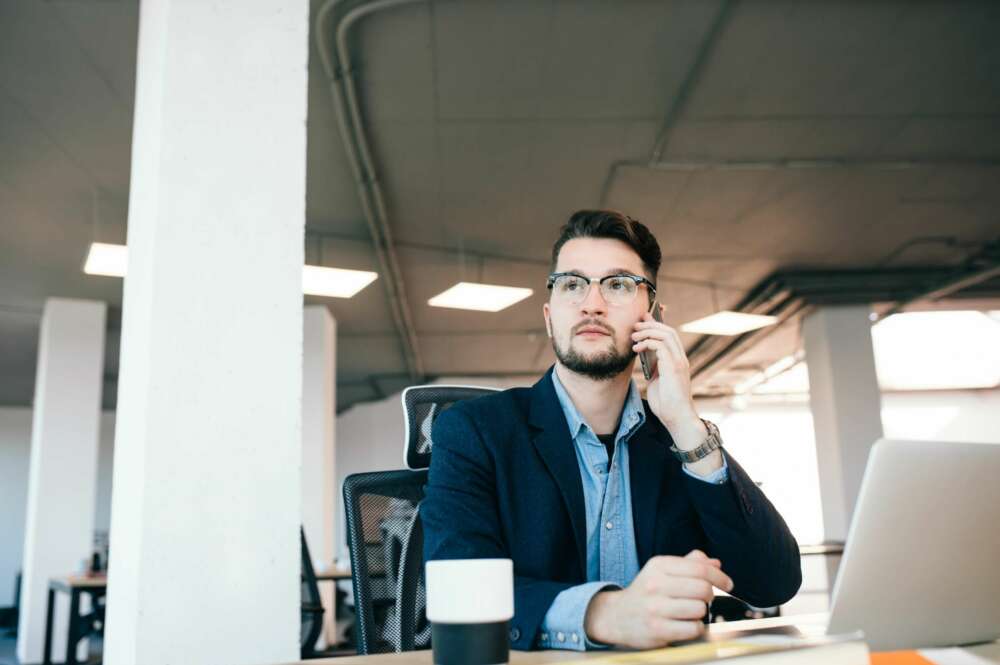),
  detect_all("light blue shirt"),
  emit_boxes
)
[537,370,729,650]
